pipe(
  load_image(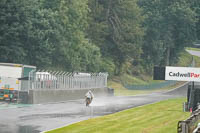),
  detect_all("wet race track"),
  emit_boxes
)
[186,50,200,57]
[0,83,188,133]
